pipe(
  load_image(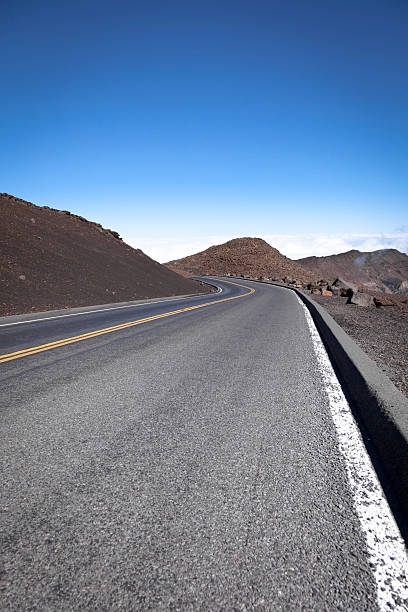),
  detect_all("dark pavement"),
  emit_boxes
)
[0,279,379,610]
